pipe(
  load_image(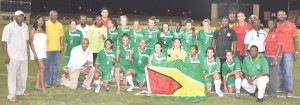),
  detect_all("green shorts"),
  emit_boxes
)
[129,67,146,83]
[117,63,131,77]
[99,67,114,81]
[206,75,213,85]
[225,75,235,87]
